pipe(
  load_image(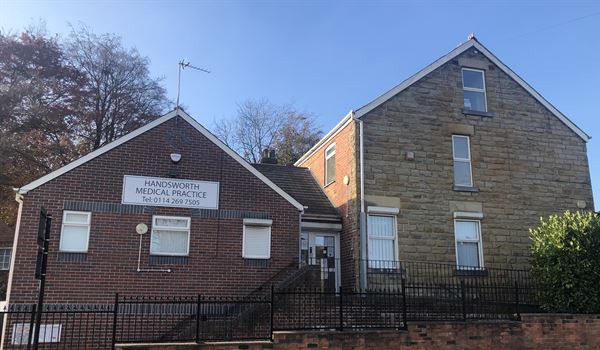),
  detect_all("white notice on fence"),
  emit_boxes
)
[12,323,62,345]
[122,175,219,209]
